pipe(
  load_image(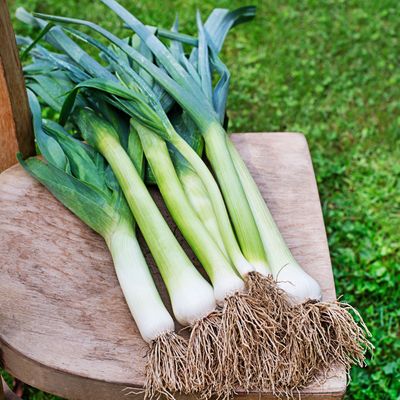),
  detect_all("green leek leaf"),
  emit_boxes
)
[128,124,145,179]
[59,78,165,137]
[196,12,212,102]
[43,120,108,191]
[98,0,192,89]
[27,89,70,172]
[34,10,213,122]
[17,8,114,81]
[18,154,129,238]
[26,72,74,112]
[20,22,55,60]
